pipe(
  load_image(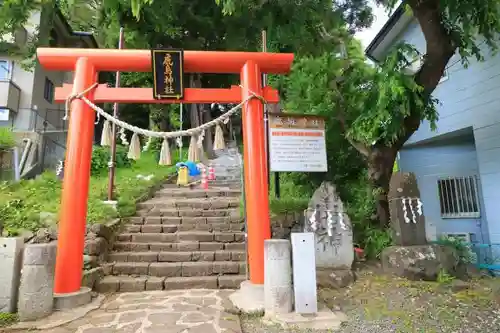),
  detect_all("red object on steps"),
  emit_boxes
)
[208,165,215,181]
[201,167,208,190]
